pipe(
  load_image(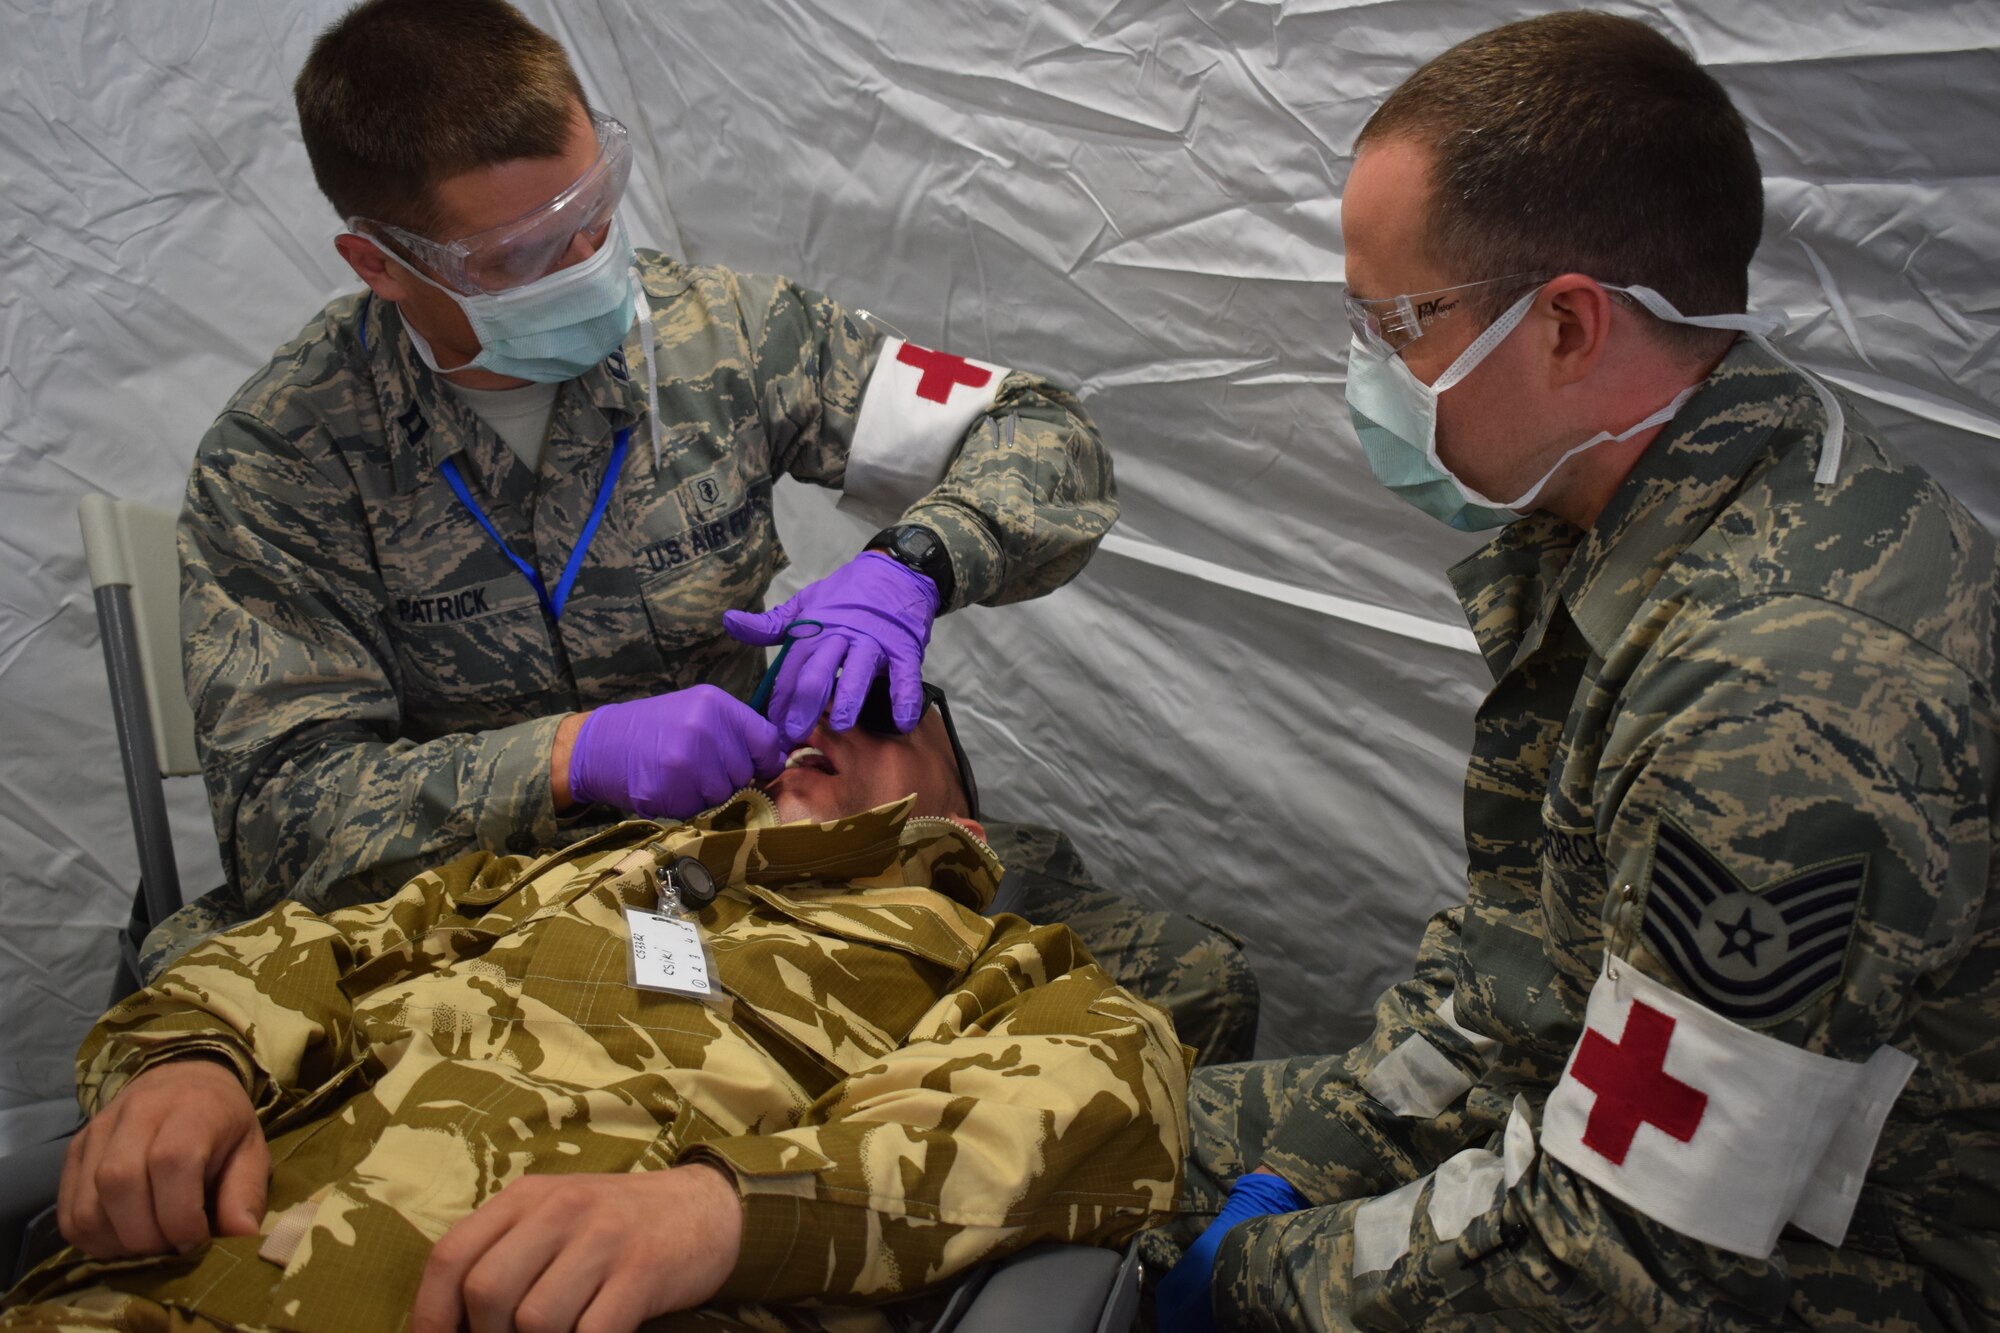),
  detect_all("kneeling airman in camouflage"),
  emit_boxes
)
[1150,13,2000,1330]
